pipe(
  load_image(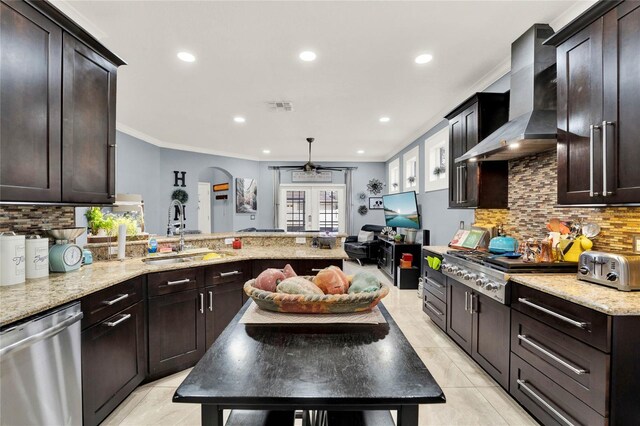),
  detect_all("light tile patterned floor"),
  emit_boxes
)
[101,263,536,426]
